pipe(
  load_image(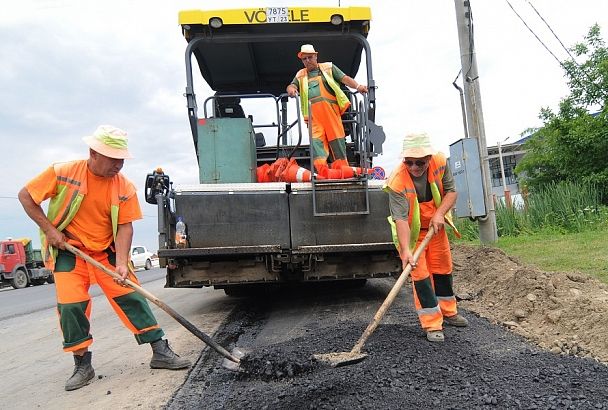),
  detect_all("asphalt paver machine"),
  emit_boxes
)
[145,6,399,294]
